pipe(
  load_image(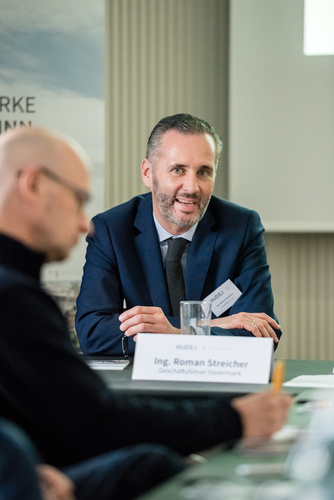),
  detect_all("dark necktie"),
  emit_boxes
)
[165,238,188,316]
